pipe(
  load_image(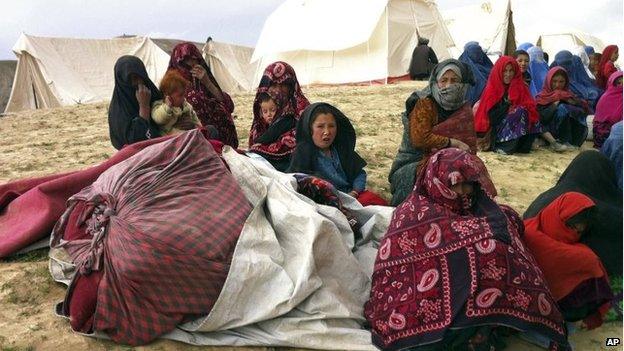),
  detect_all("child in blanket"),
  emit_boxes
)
[248,91,298,171]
